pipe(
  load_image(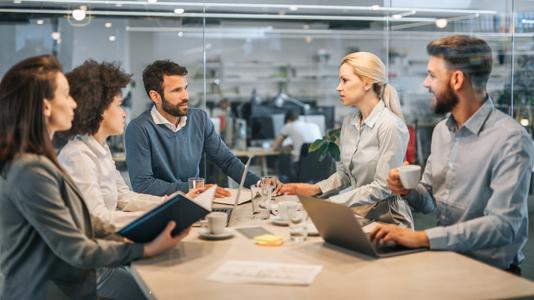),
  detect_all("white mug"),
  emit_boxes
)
[398,165,421,189]
[278,201,298,221]
[207,212,227,234]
